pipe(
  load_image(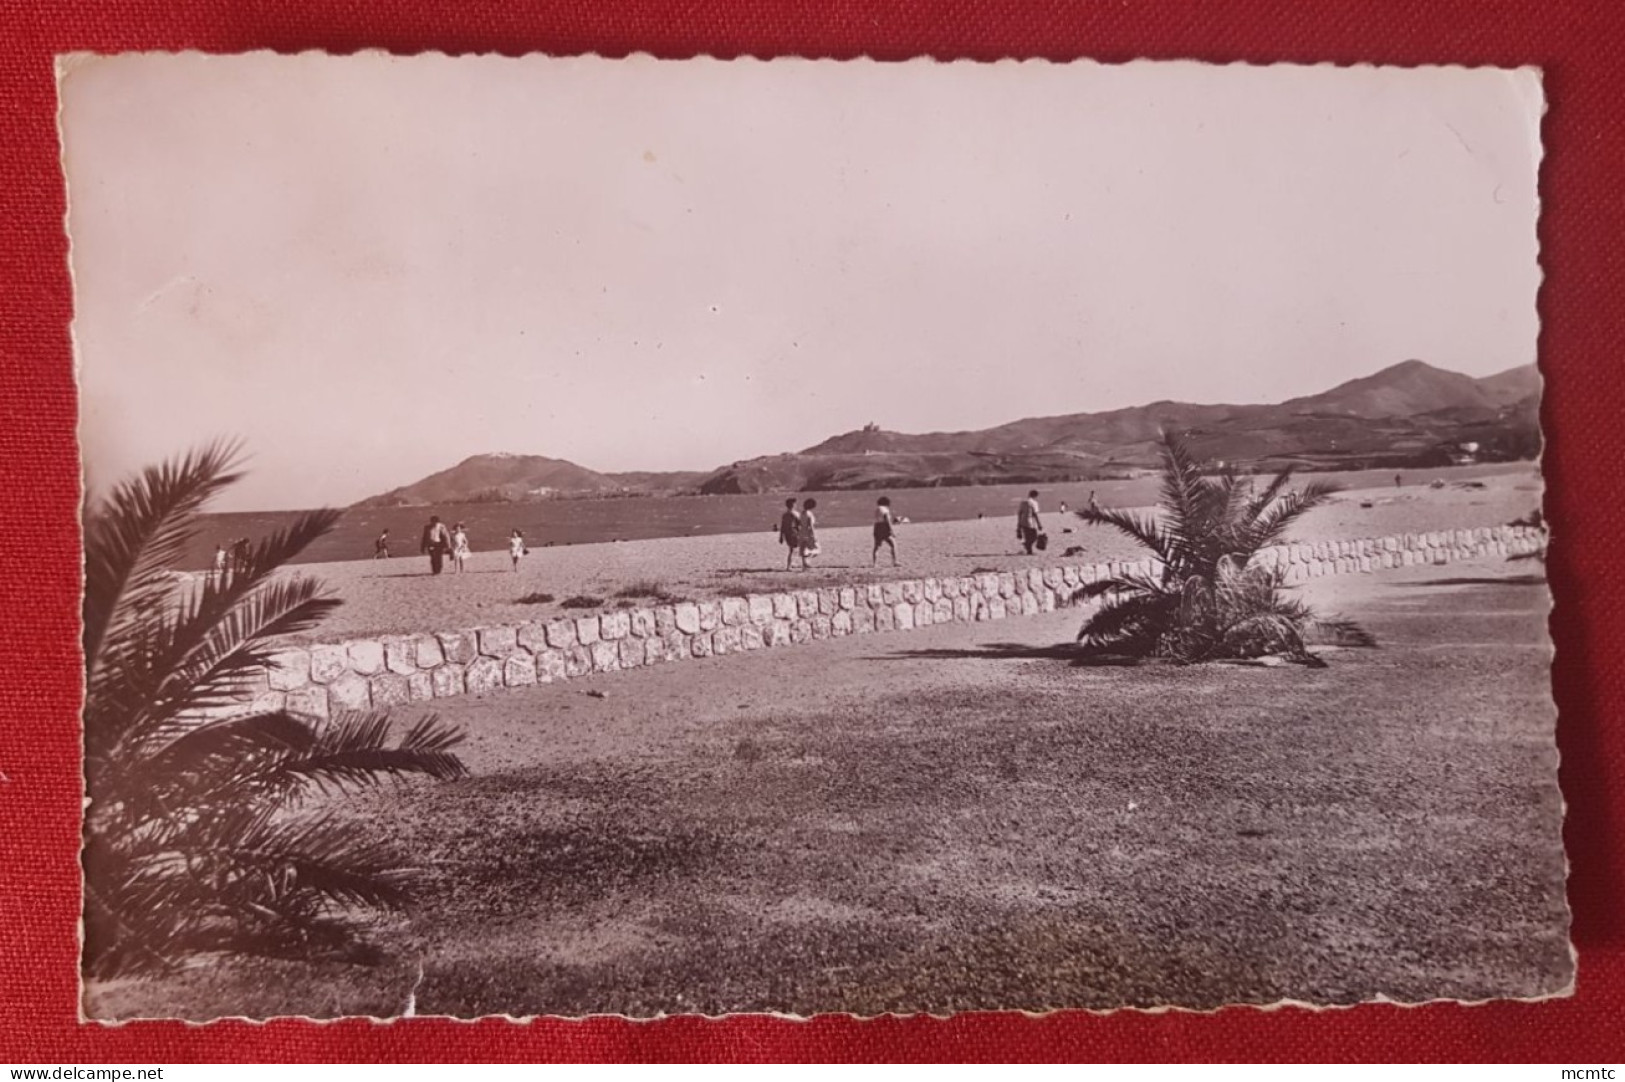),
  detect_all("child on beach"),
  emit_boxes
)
[509,530,527,571]
[873,497,898,566]
[451,523,471,573]
[797,499,820,569]
[777,498,802,571]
